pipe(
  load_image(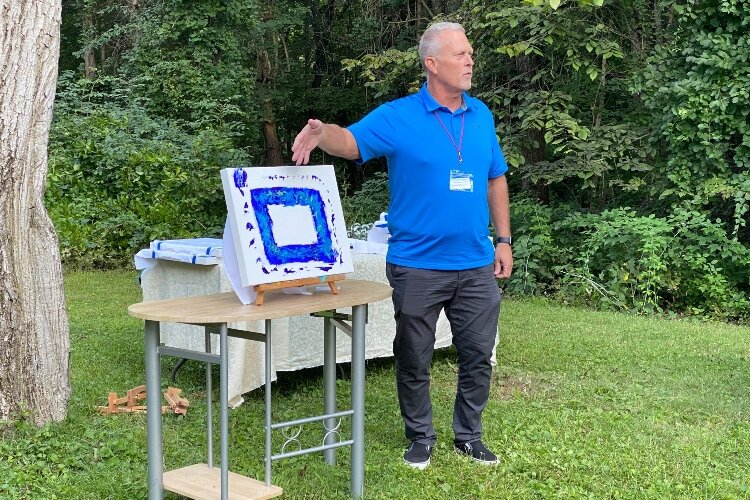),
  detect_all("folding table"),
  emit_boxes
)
[128,279,393,499]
